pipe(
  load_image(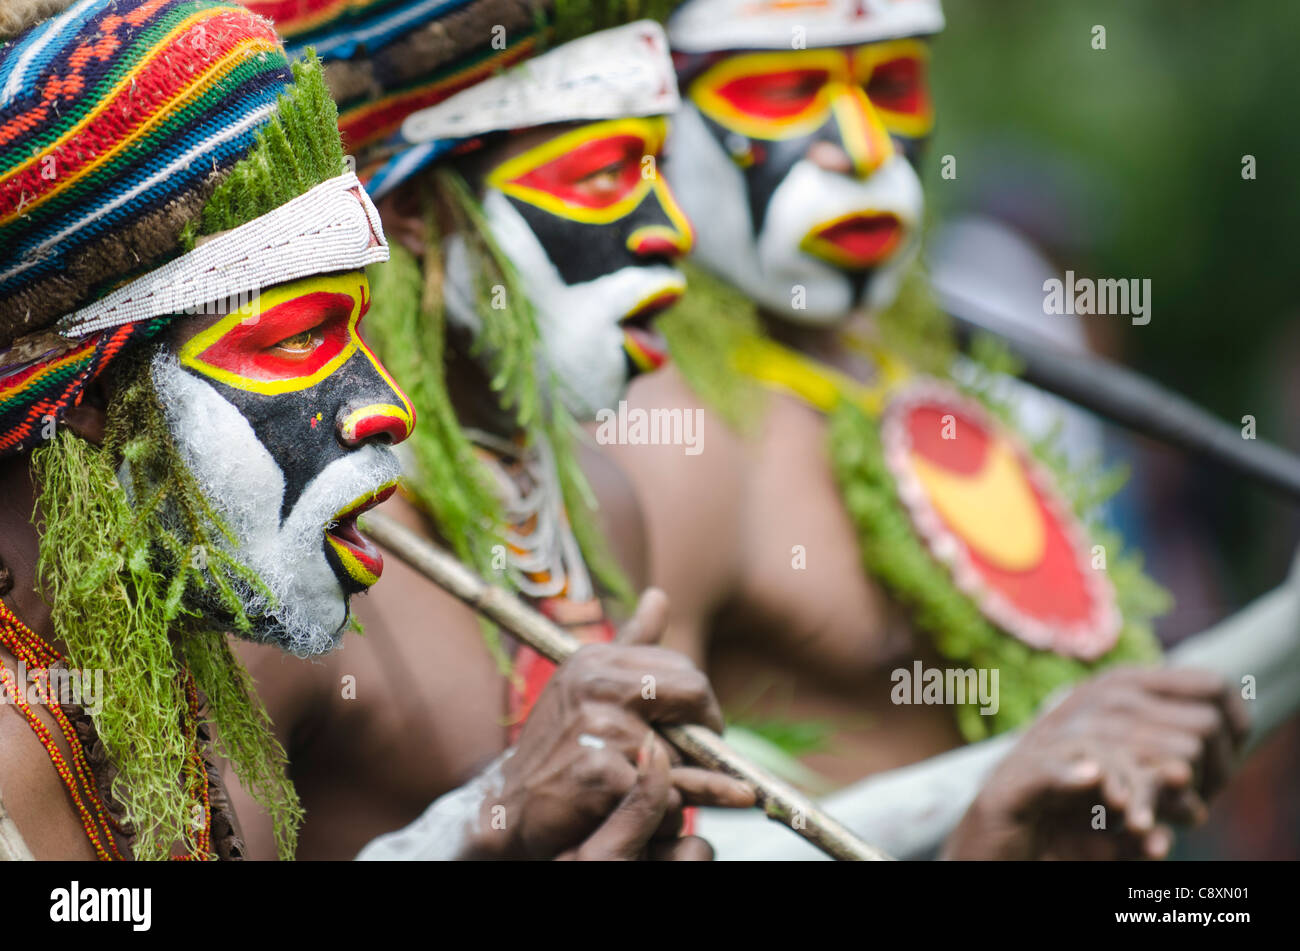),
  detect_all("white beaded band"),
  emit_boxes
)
[398,21,680,146]
[667,0,945,53]
[56,172,389,339]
